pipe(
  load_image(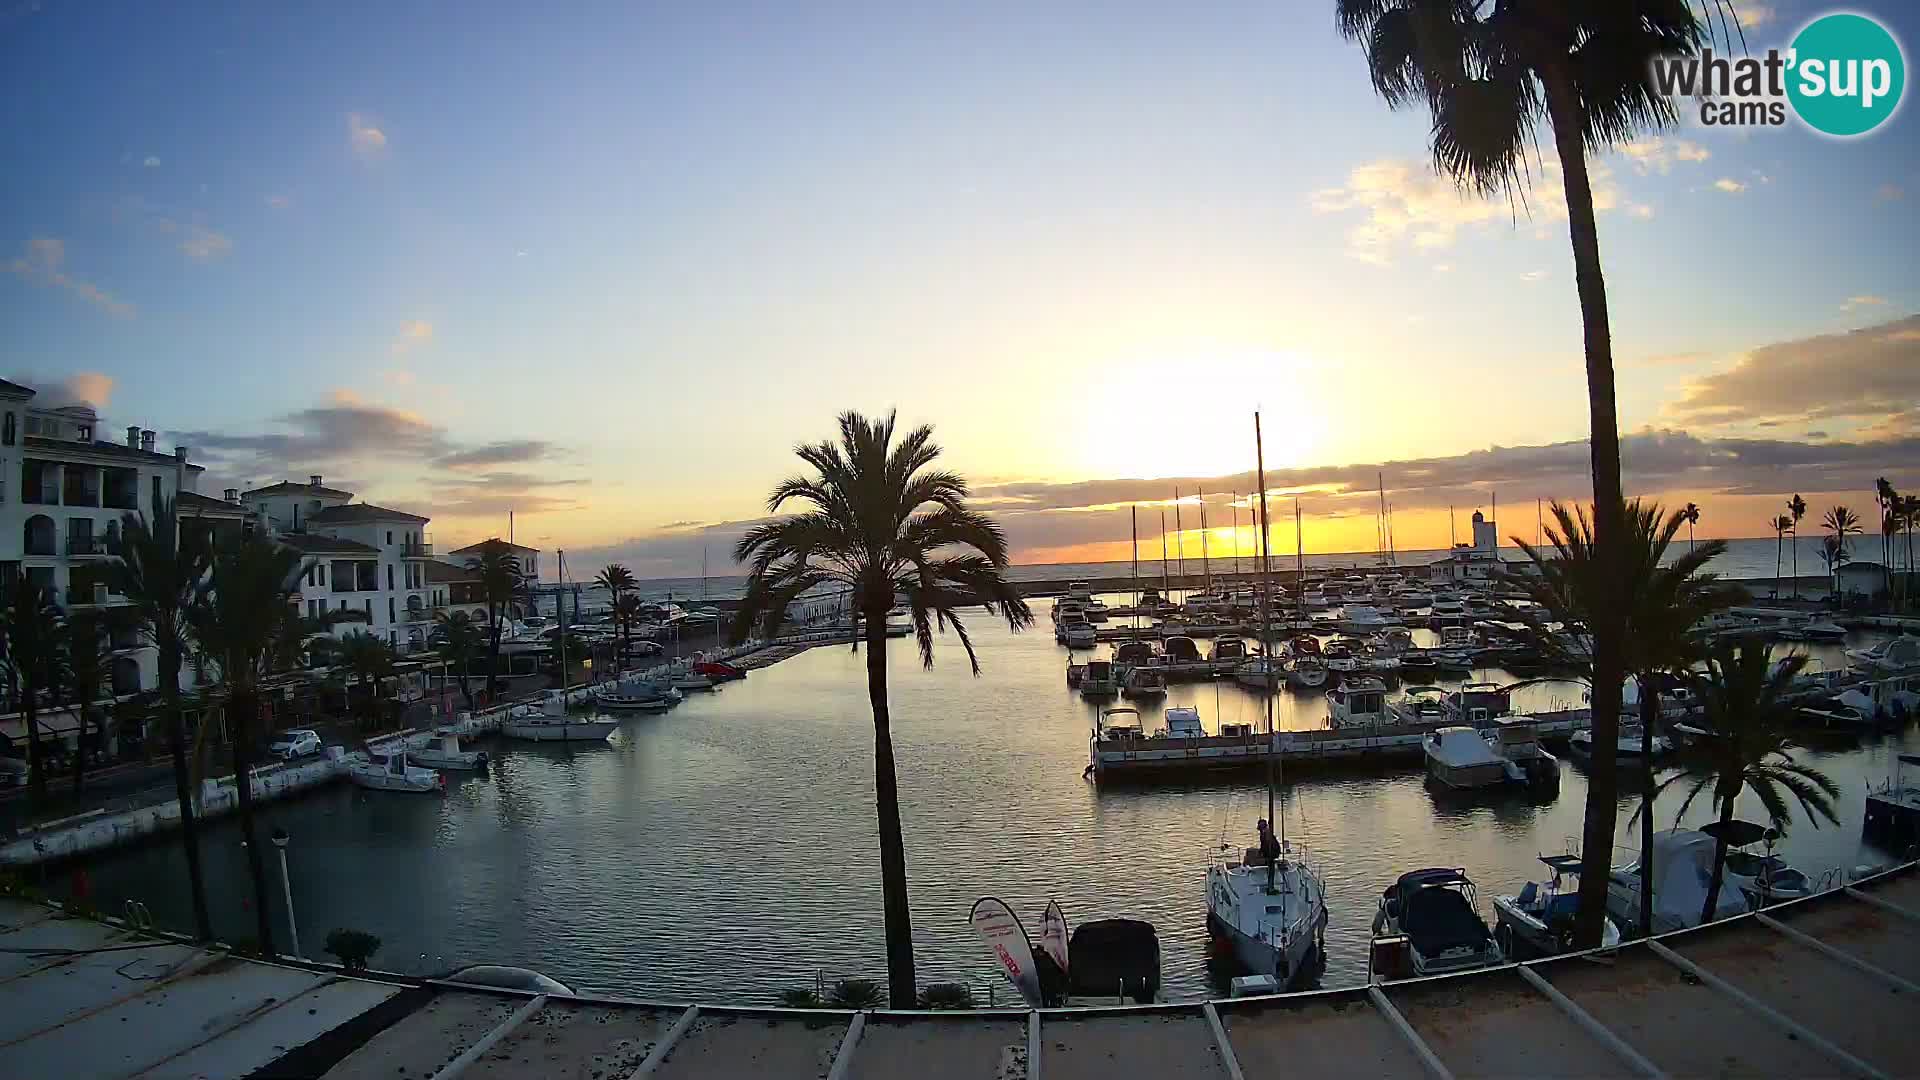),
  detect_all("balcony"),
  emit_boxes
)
[22,486,59,506]
[403,541,433,558]
[403,608,431,624]
[67,535,111,558]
